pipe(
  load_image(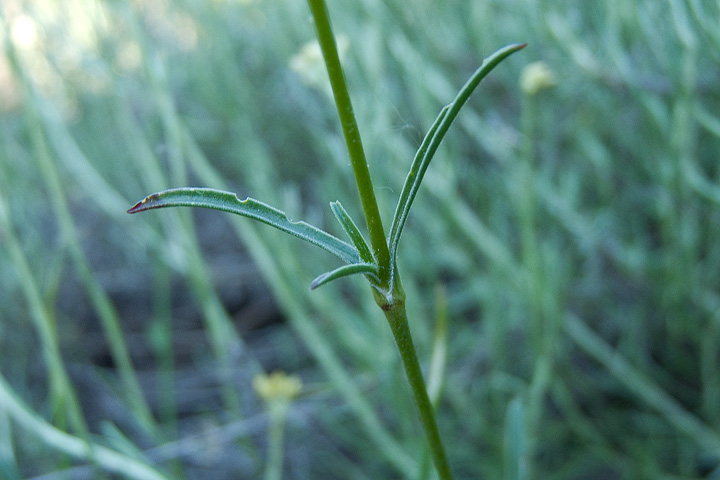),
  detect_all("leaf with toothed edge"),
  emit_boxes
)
[128,187,360,264]
[310,262,379,290]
